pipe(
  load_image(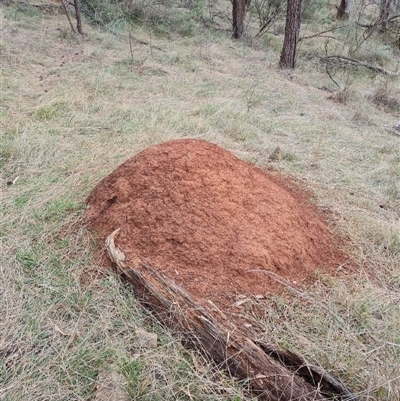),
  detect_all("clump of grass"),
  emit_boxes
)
[331,86,354,104]
[352,110,371,126]
[3,0,41,20]
[371,81,400,113]
[282,151,298,162]
[36,102,68,120]
[79,0,200,36]
[360,44,394,67]
[255,277,400,399]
